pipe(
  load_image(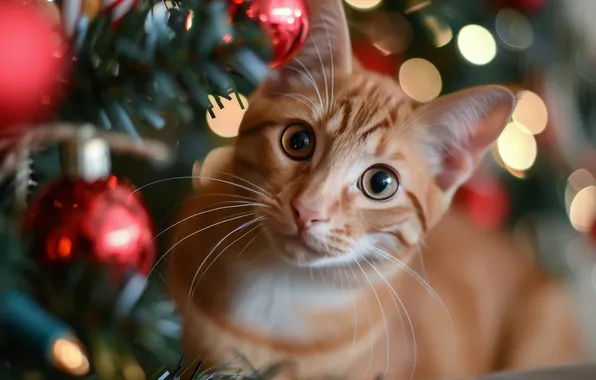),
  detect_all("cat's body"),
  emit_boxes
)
[168,198,582,380]
[167,1,584,378]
